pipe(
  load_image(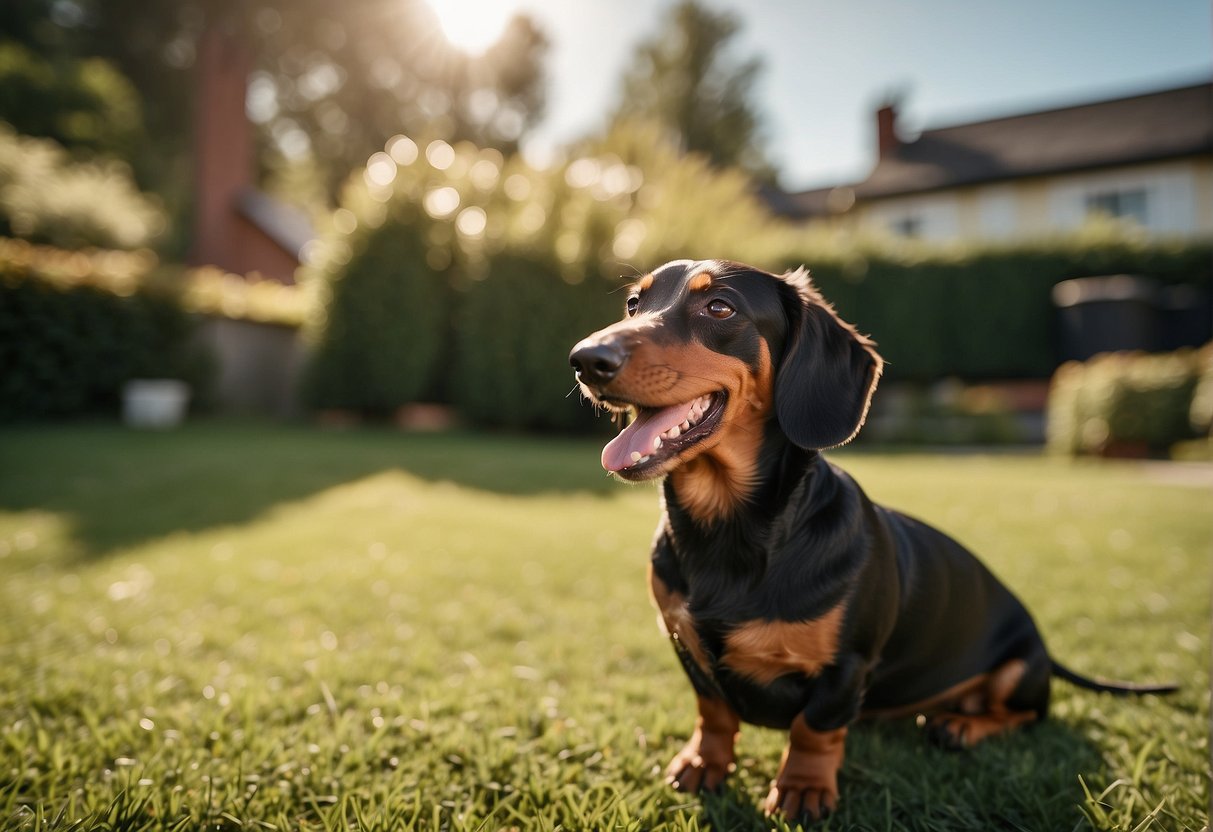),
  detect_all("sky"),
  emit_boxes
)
[505,0,1212,191]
